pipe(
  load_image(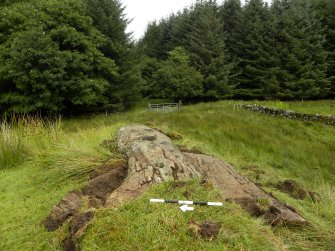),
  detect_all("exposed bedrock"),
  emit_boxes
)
[107,124,306,225]
[106,124,201,207]
[184,153,306,225]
